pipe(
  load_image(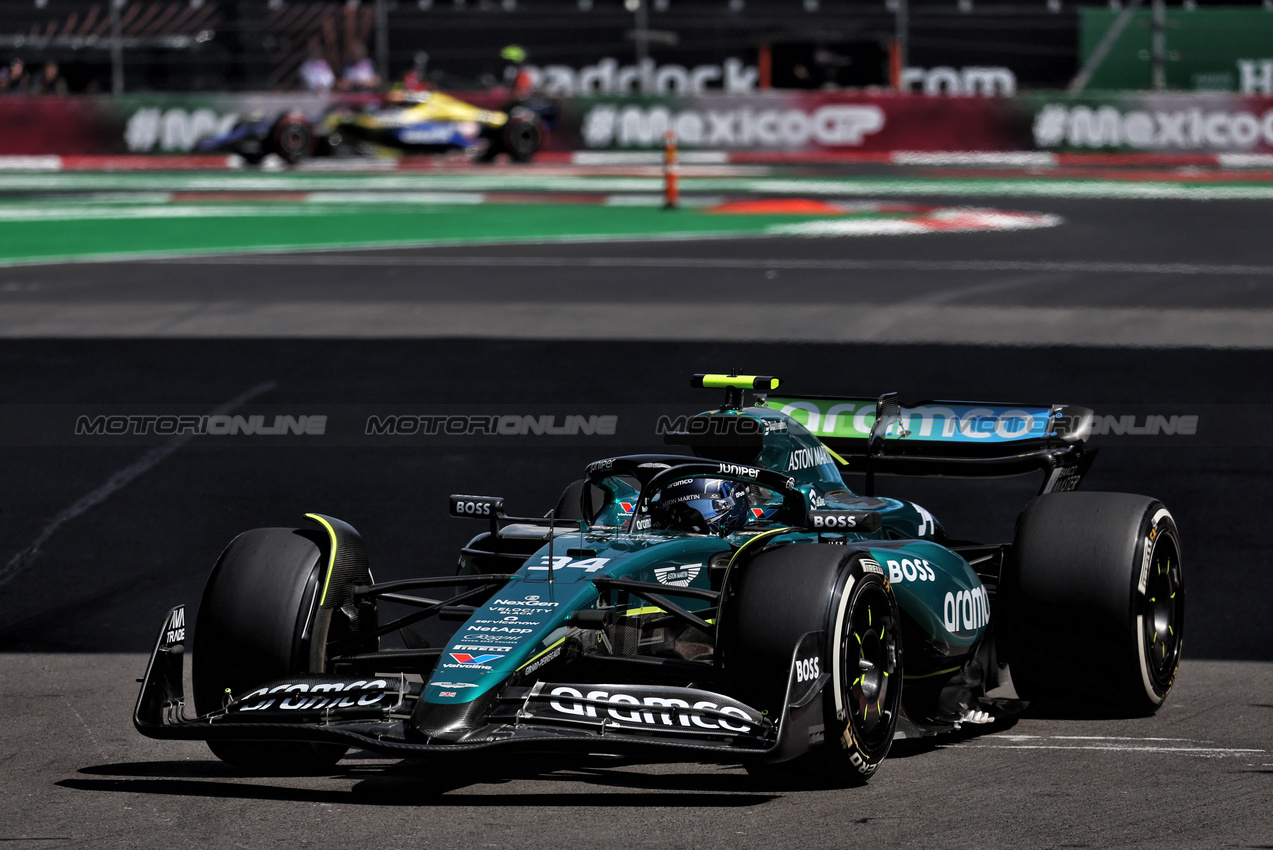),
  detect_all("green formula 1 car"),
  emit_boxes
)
[135,374,1184,783]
